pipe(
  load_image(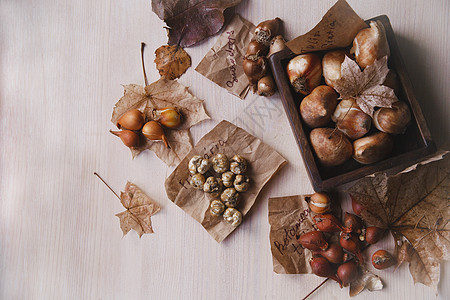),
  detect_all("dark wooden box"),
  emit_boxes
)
[269,15,436,191]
